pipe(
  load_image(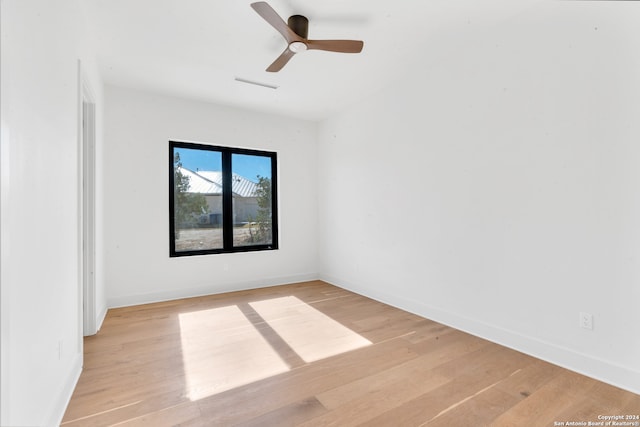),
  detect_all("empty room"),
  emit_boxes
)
[1,0,640,426]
